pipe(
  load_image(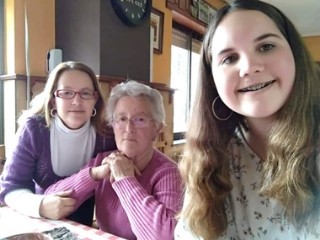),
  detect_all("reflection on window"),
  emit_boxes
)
[170,26,202,141]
